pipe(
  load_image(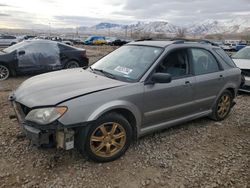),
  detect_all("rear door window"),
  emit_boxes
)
[190,48,220,75]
